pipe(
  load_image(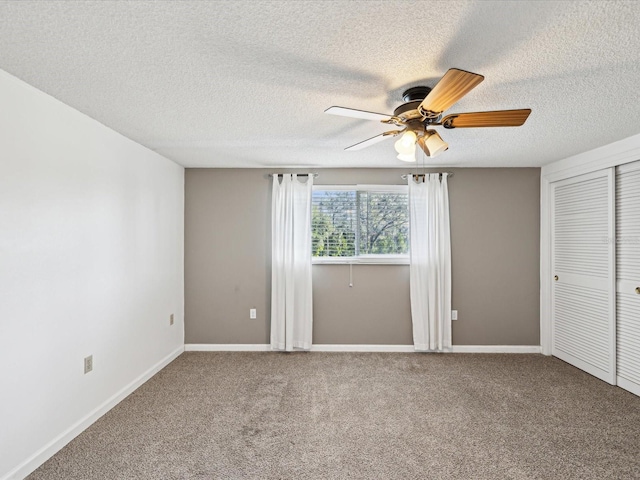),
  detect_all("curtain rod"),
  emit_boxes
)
[268,173,319,178]
[401,172,454,179]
